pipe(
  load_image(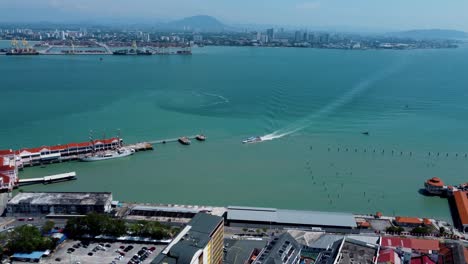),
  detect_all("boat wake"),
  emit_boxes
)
[259,63,405,142]
[202,92,230,107]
